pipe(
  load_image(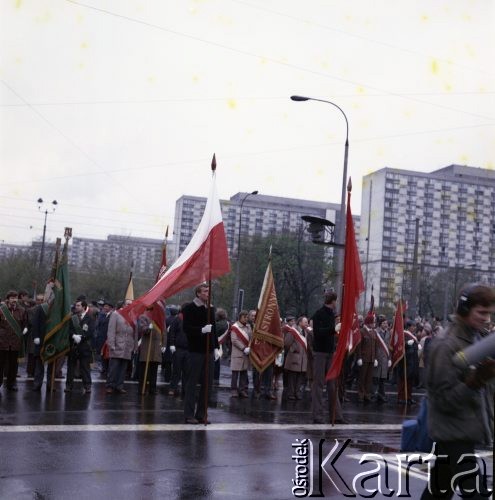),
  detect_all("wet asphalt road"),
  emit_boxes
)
[0,365,492,500]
